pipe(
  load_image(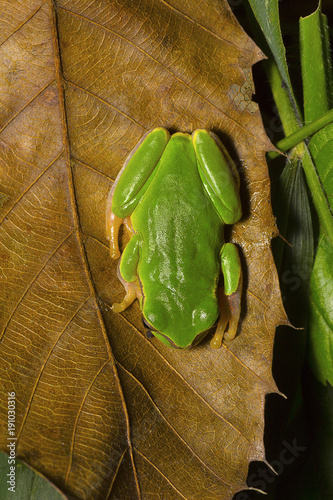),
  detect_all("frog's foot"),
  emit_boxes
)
[210,282,242,349]
[112,279,141,313]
